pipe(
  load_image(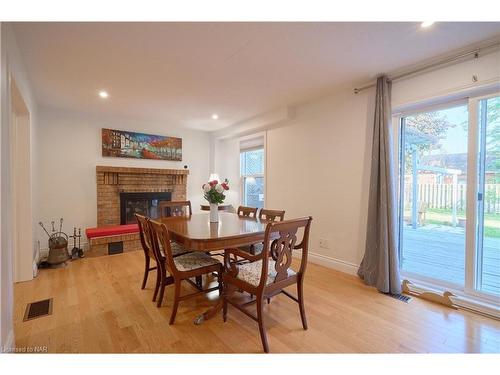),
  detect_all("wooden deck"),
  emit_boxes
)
[402,225,500,295]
